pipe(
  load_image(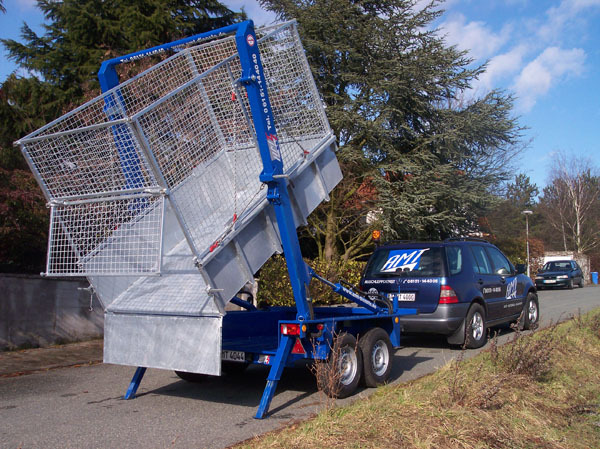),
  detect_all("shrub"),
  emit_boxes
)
[489,323,558,381]
[256,255,365,307]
